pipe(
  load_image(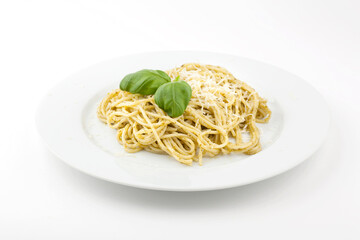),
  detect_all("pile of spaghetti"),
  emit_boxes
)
[97,63,271,165]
